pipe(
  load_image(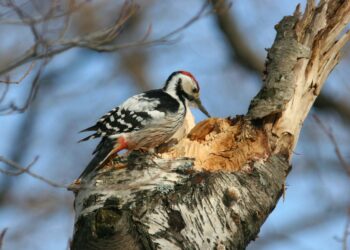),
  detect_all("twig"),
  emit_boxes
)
[0,62,35,84]
[259,202,348,246]
[0,228,7,250]
[313,114,350,176]
[0,61,45,115]
[0,84,9,103]
[154,1,211,42]
[0,0,137,75]
[0,1,87,25]
[0,156,68,188]
[90,0,211,52]
[72,0,139,47]
[0,156,38,176]
[0,0,210,75]
[57,0,73,40]
[344,211,350,250]
[7,0,41,42]
[211,0,264,73]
